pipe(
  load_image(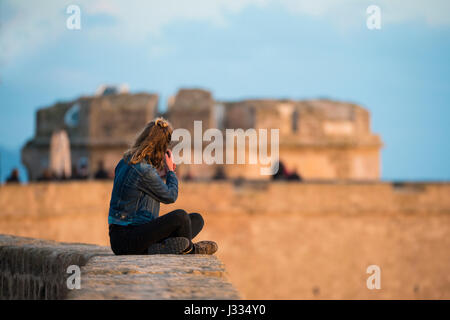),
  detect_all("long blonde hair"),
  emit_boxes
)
[124,117,173,170]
